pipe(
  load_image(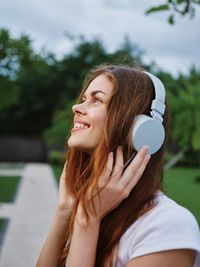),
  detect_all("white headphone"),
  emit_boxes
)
[132,72,166,155]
